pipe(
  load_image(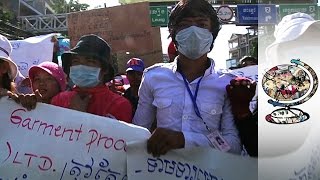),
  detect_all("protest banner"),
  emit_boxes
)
[67,2,163,72]
[230,65,258,82]
[126,141,258,180]
[68,2,154,52]
[0,98,150,179]
[10,33,56,77]
[115,27,163,73]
